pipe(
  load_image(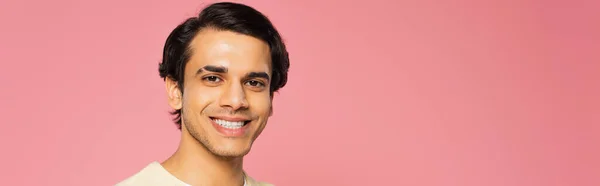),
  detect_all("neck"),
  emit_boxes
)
[161,126,245,186]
